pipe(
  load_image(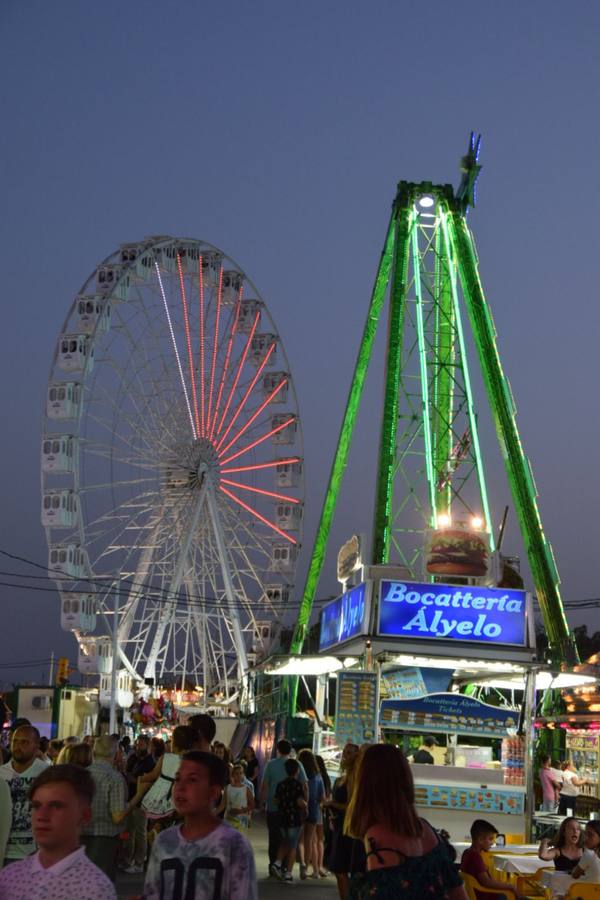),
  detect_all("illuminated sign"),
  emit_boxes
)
[319,583,369,651]
[378,580,527,646]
